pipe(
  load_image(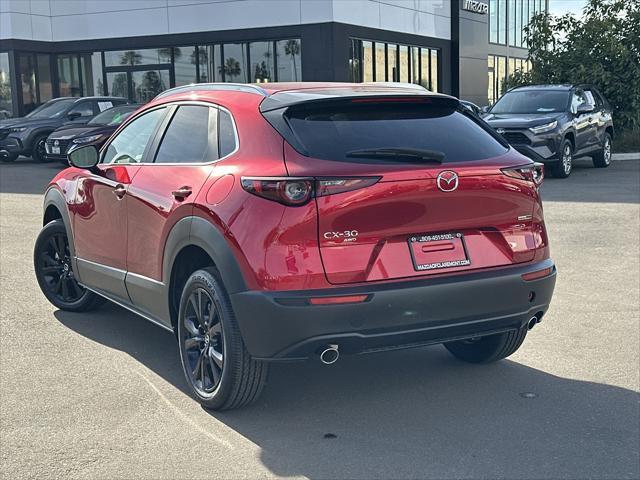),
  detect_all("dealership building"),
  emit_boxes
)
[0,0,547,118]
